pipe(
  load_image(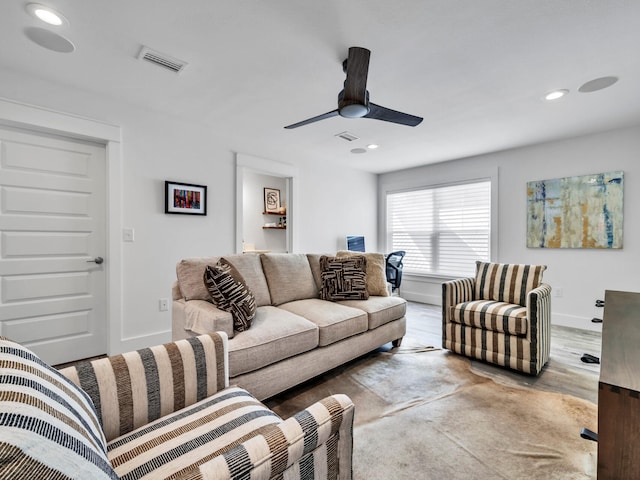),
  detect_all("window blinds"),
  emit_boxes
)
[387,180,491,277]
